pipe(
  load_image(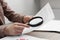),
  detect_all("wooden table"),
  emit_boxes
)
[26,30,60,40]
